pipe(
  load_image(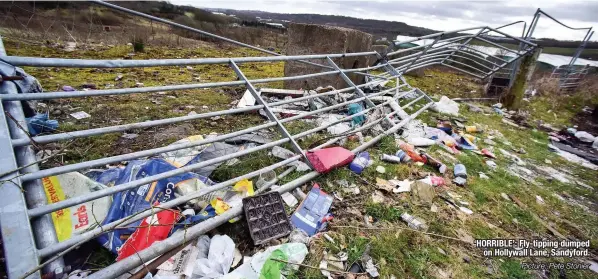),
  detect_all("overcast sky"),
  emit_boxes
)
[171,0,597,41]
